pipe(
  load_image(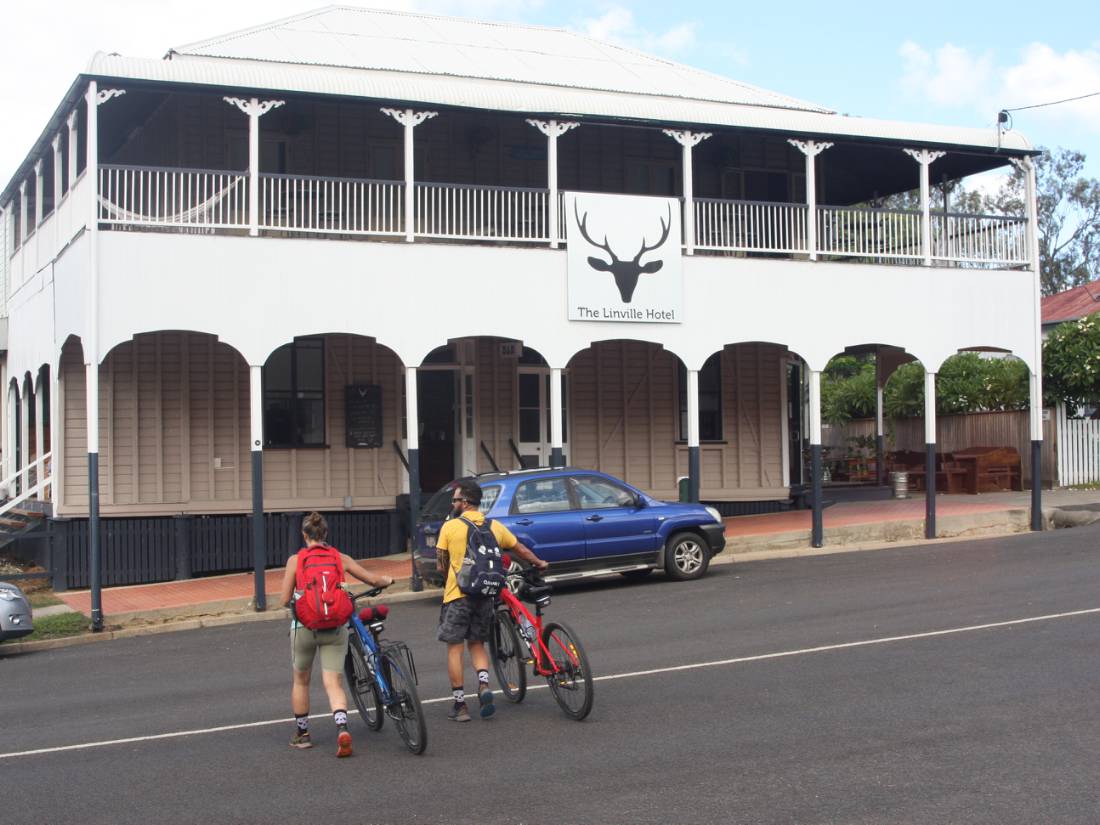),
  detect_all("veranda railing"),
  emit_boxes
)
[99,165,247,229]
[260,173,404,236]
[92,165,1031,267]
[695,198,808,254]
[817,206,923,262]
[932,212,1028,266]
[415,182,549,241]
